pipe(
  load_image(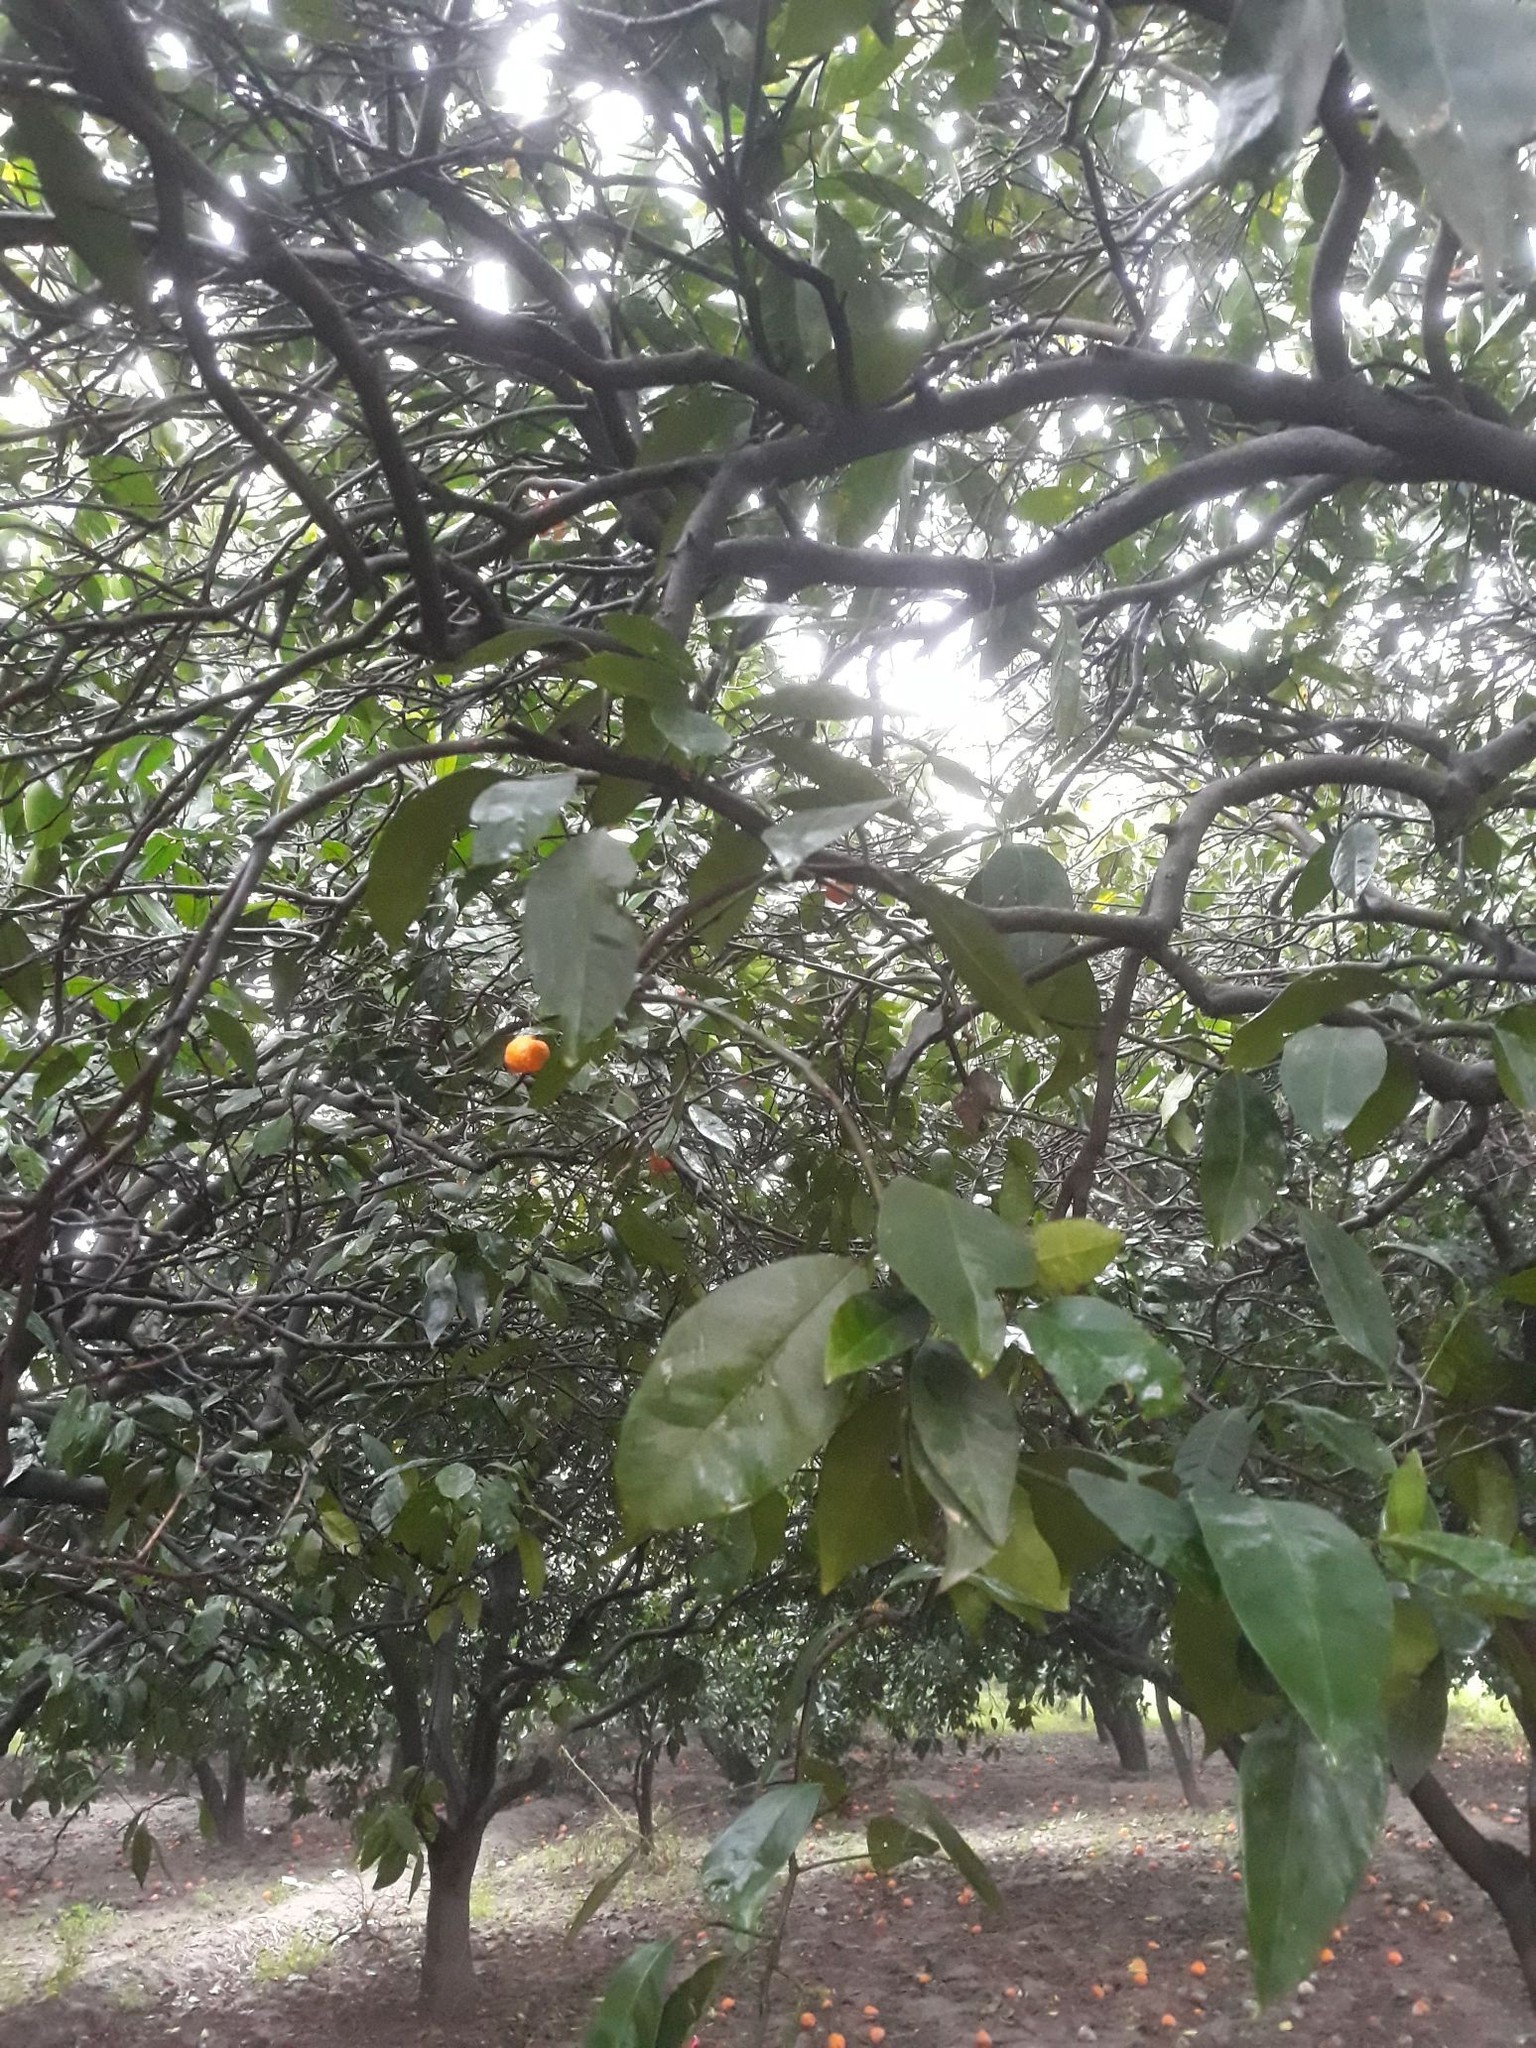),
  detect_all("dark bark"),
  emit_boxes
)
[192,1745,247,1850]
[1088,1685,1149,1774]
[1409,1770,1536,2011]
[634,1738,660,1844]
[420,1817,484,2019]
[1155,1686,1203,1809]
